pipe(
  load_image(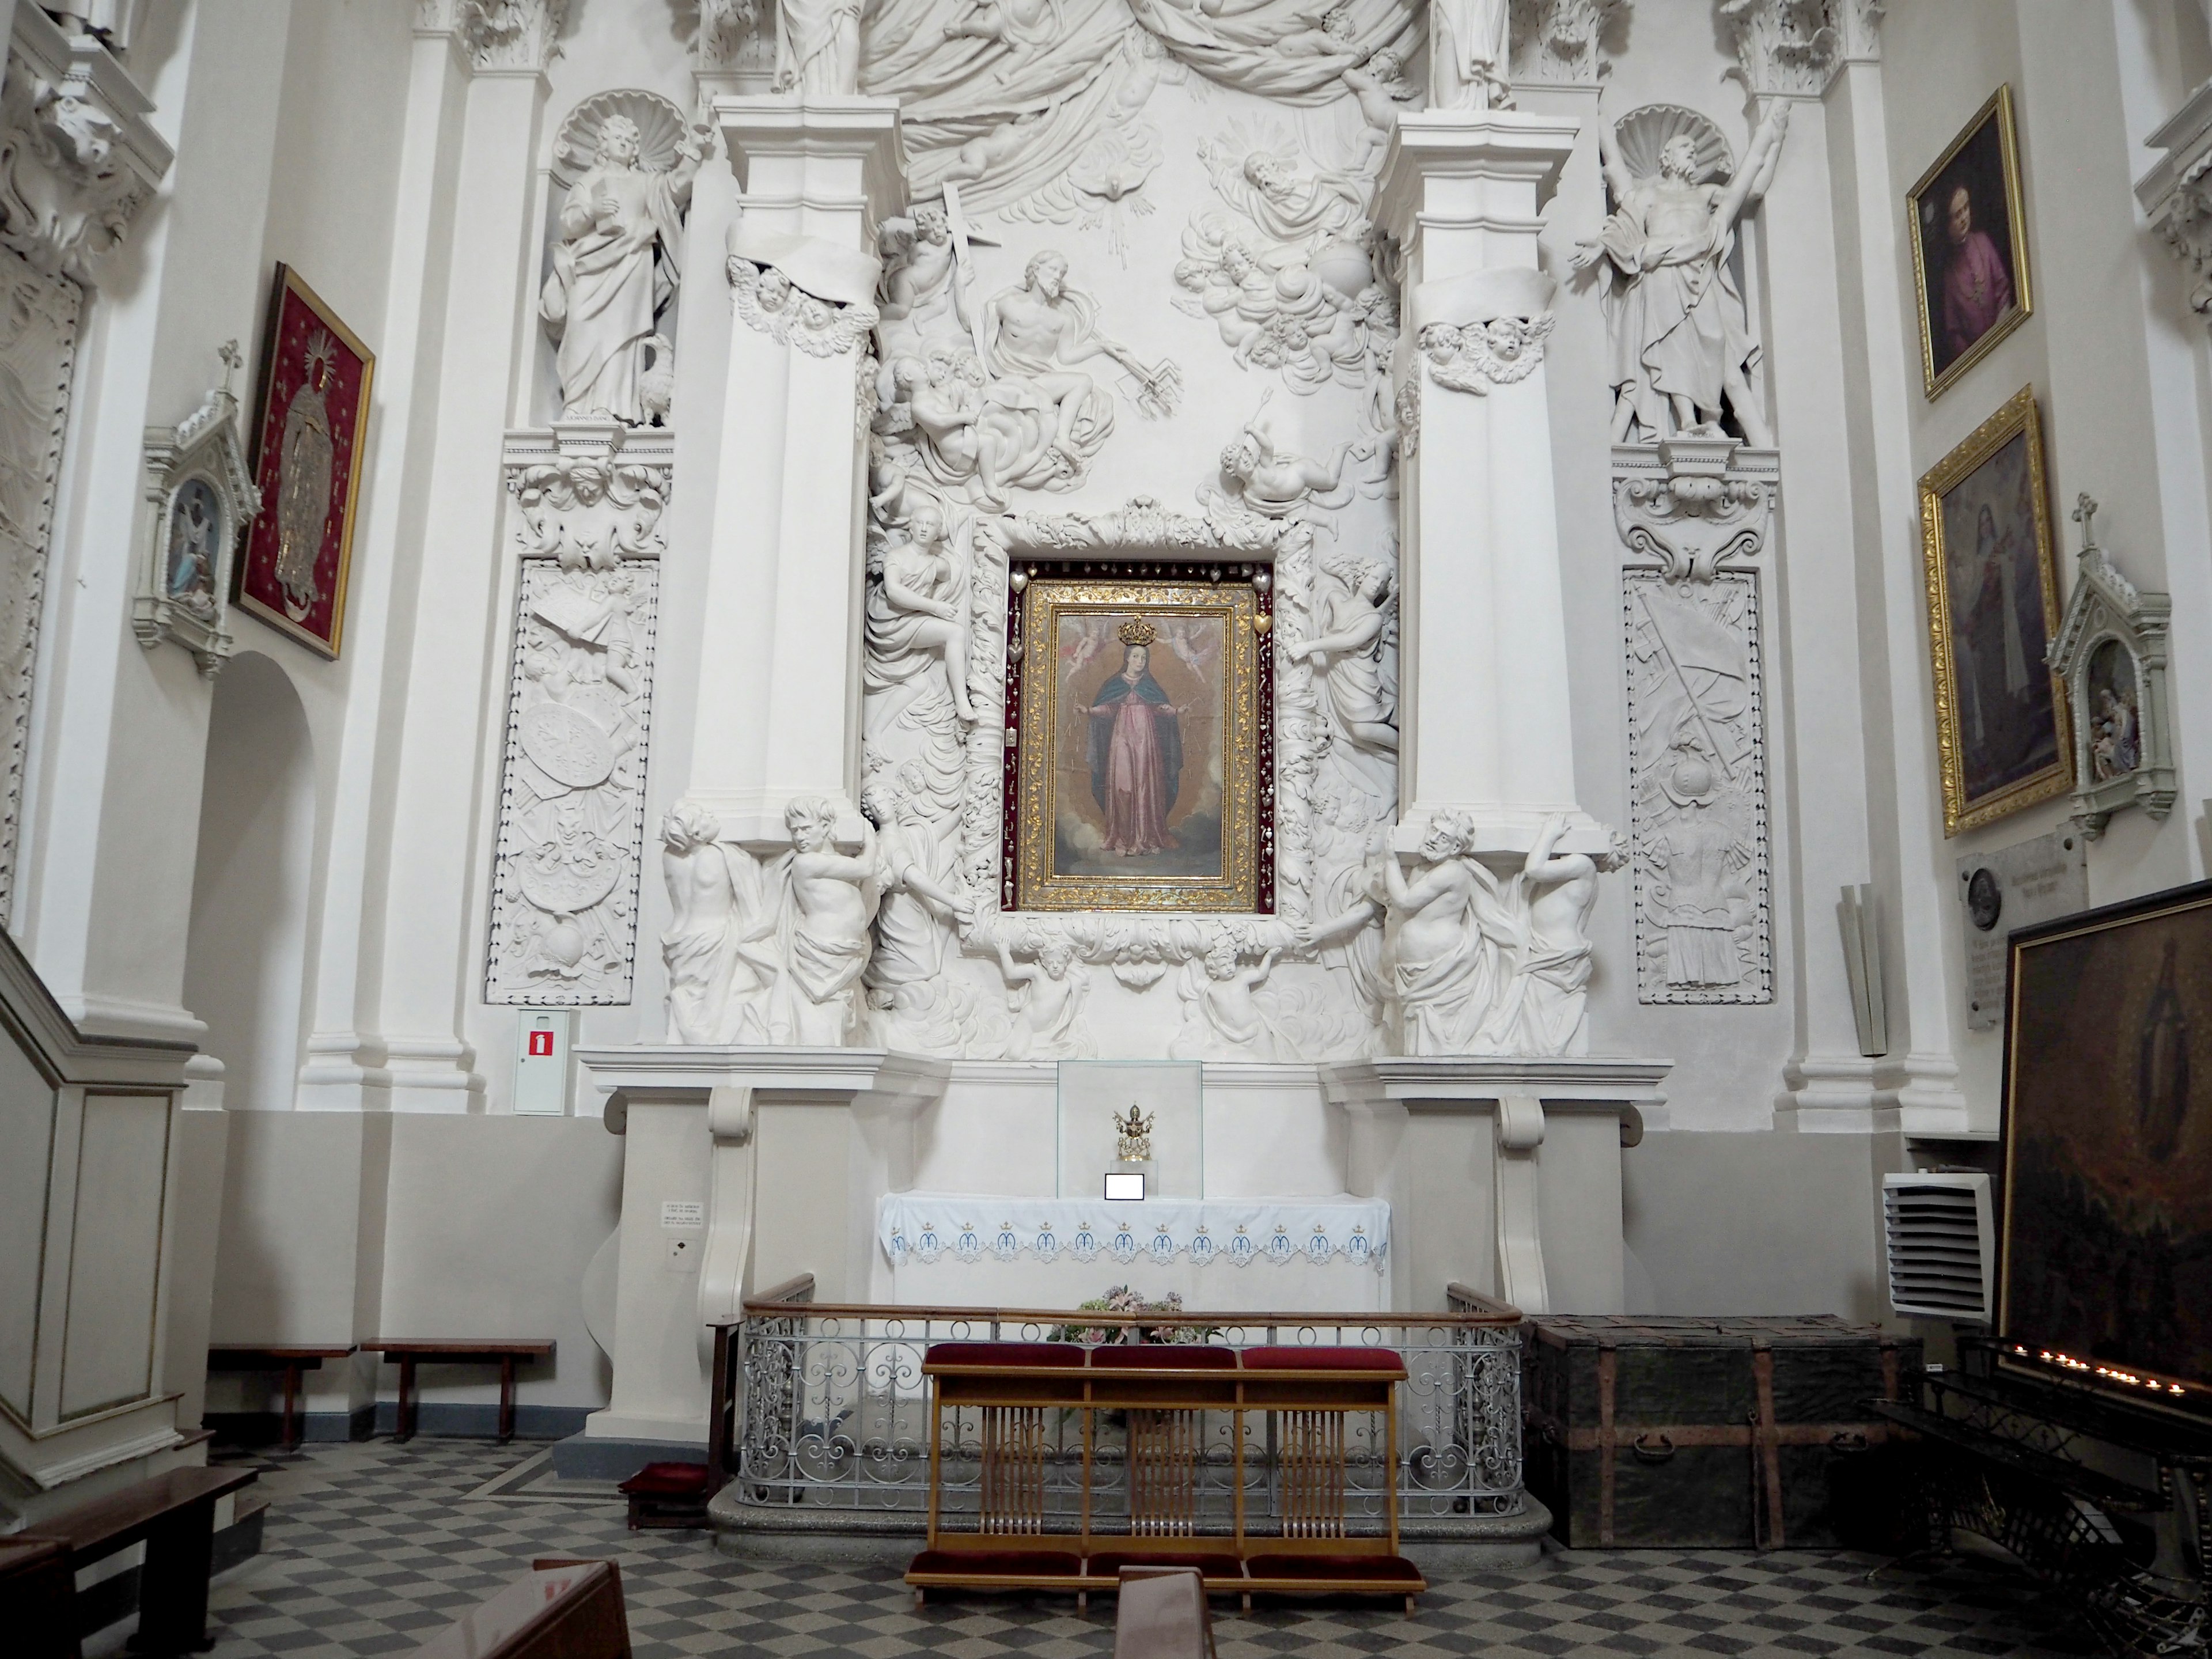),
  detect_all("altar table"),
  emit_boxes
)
[877,1194,1392,1313]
